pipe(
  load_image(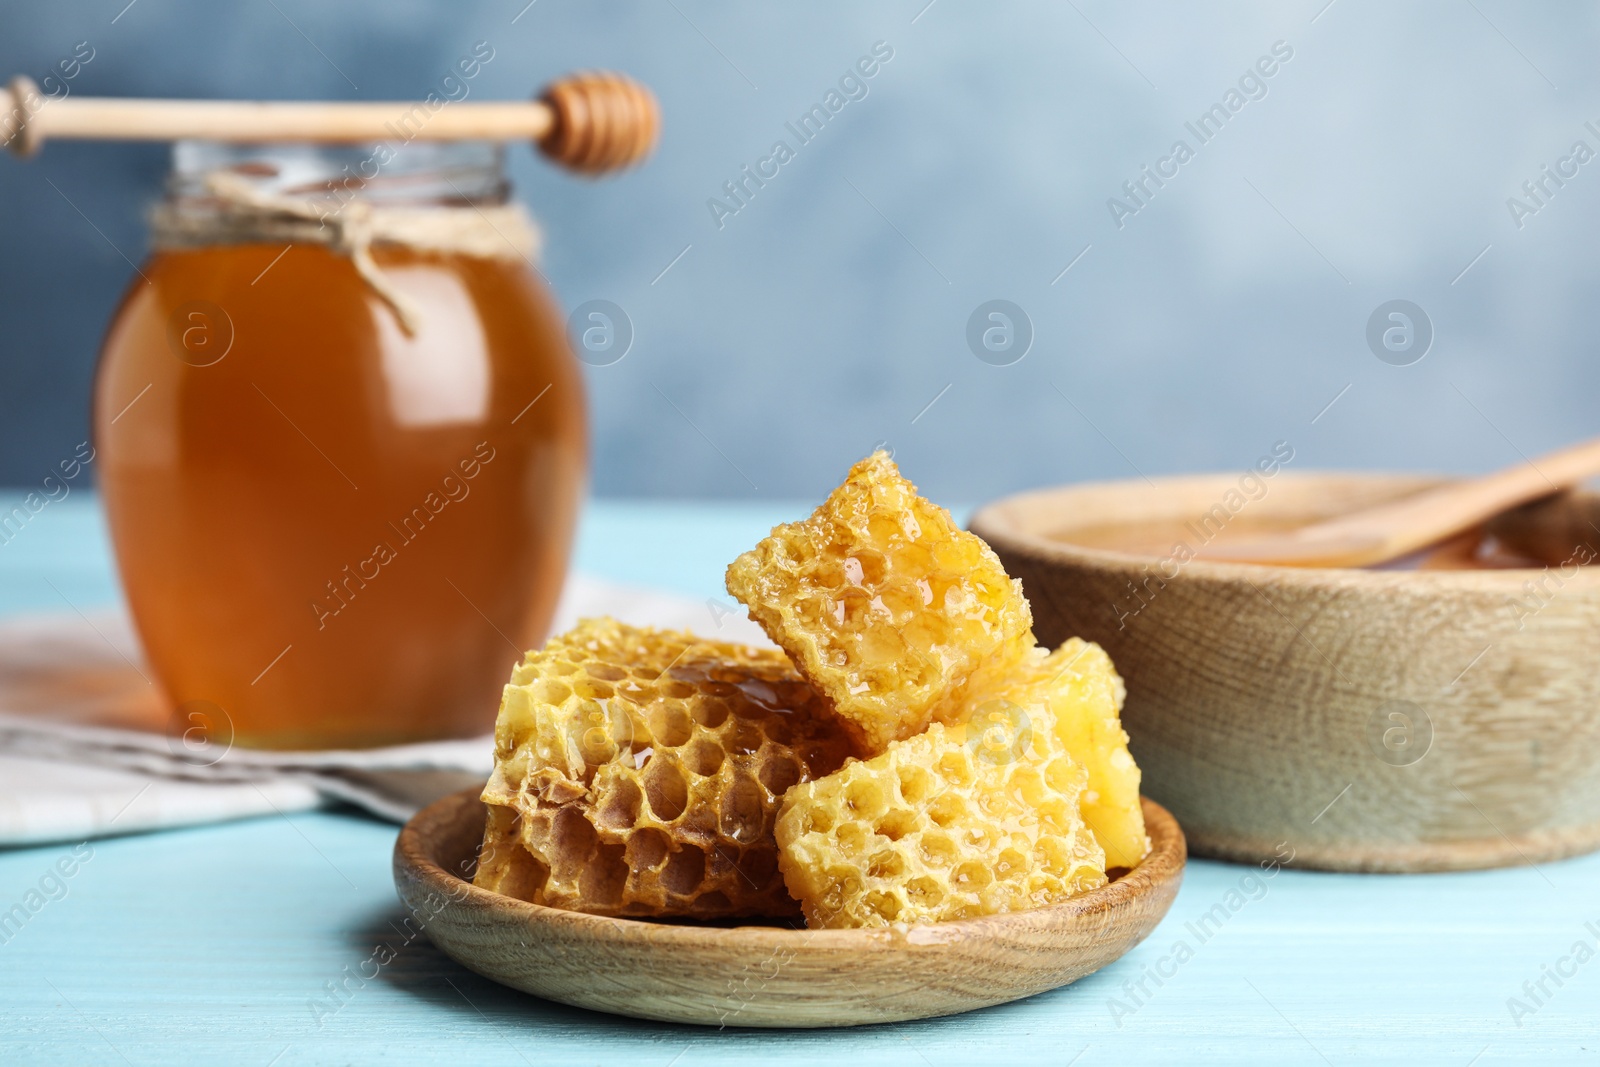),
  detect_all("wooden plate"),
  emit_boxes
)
[392,788,1186,1028]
